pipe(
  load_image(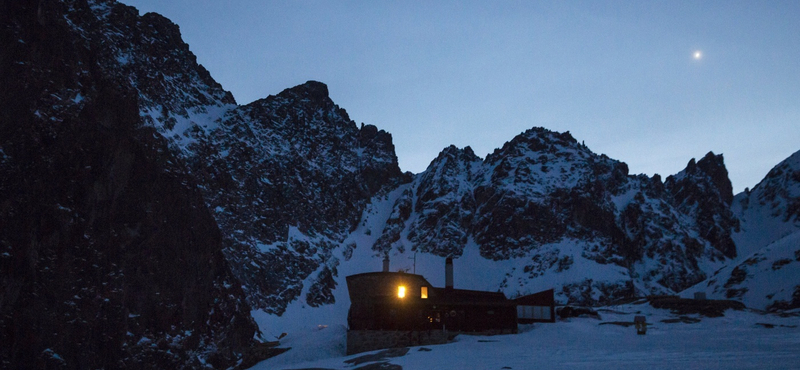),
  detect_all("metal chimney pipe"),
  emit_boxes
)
[445,257,453,289]
[382,255,390,272]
